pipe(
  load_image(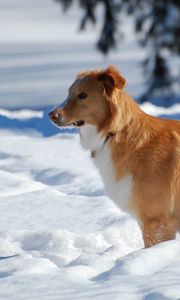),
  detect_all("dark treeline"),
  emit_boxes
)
[54,0,180,104]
